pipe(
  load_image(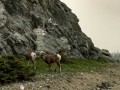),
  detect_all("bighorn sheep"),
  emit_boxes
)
[39,51,61,72]
[25,49,36,70]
